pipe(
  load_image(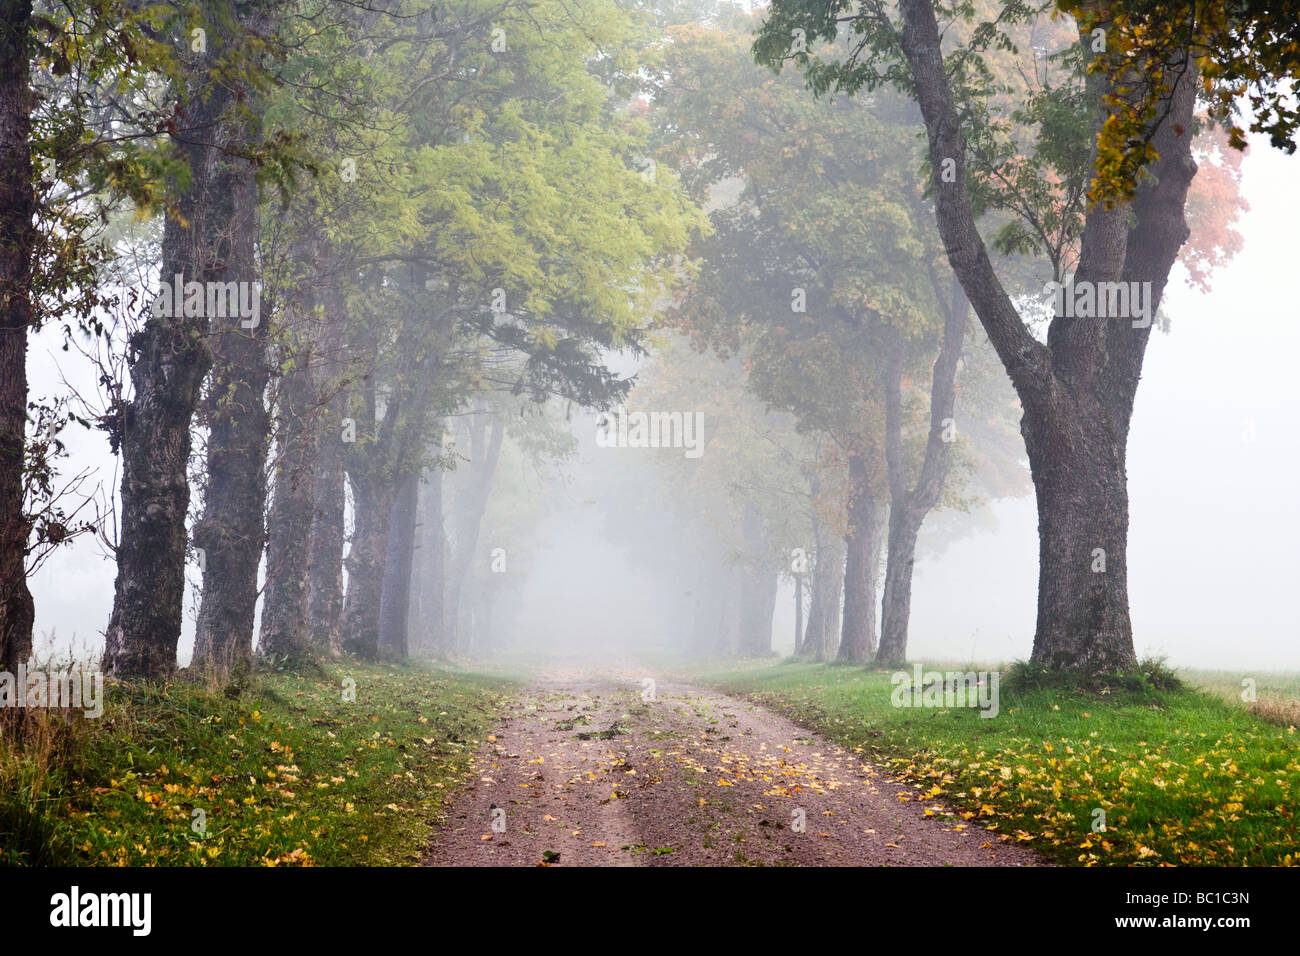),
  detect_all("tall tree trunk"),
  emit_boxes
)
[258,252,320,661]
[341,473,395,659]
[897,0,1198,672]
[104,34,241,679]
[799,472,842,662]
[445,411,503,653]
[838,453,884,663]
[378,470,418,658]
[413,461,446,656]
[407,470,425,653]
[877,278,967,667]
[0,0,35,670]
[339,271,447,658]
[802,535,843,662]
[191,144,264,673]
[820,540,845,658]
[308,280,348,656]
[1024,403,1136,668]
